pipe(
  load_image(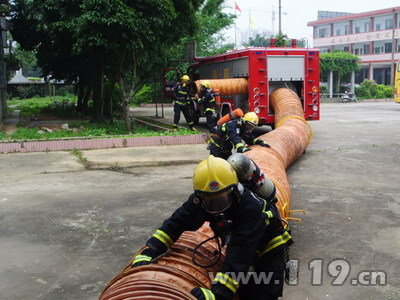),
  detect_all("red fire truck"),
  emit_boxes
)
[186,44,320,127]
